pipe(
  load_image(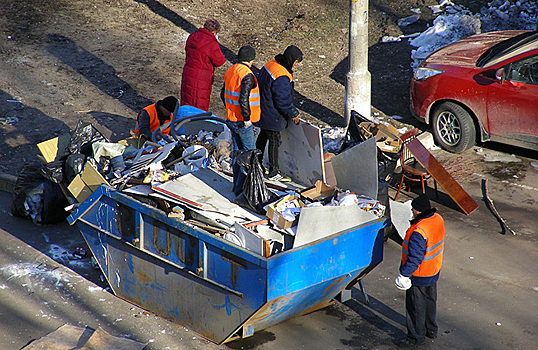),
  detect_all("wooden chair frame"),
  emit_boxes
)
[394,129,438,200]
